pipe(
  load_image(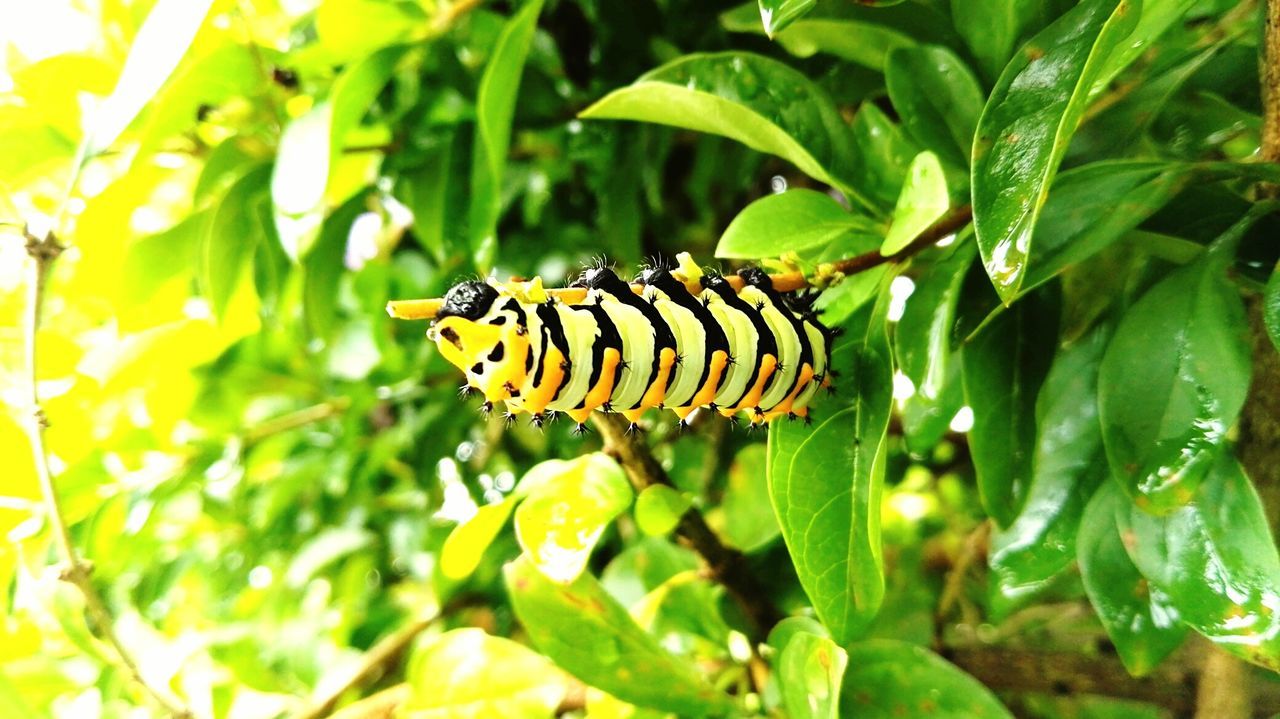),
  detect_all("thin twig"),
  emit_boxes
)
[23,228,192,718]
[592,413,783,636]
[291,615,436,719]
[243,398,352,445]
[384,205,974,321]
[933,519,991,640]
